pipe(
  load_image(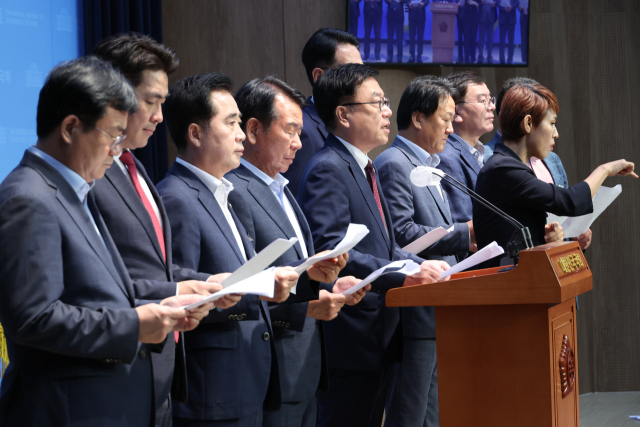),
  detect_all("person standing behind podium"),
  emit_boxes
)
[375,76,473,427]
[158,73,300,427]
[498,0,519,64]
[298,64,450,427]
[285,28,362,198]
[474,82,636,266]
[477,0,497,63]
[0,56,213,427]
[385,0,405,63]
[407,0,428,63]
[363,0,383,61]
